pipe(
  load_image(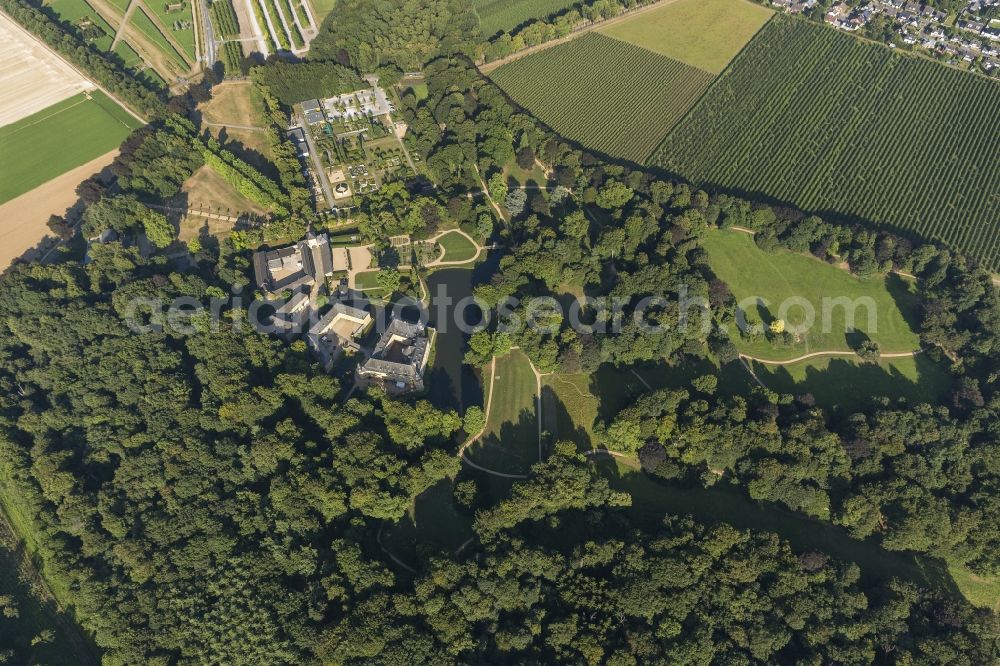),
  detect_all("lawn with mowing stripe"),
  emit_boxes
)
[0,91,140,204]
[703,229,922,361]
[600,0,773,74]
[465,350,538,475]
[436,231,478,263]
[543,372,600,450]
